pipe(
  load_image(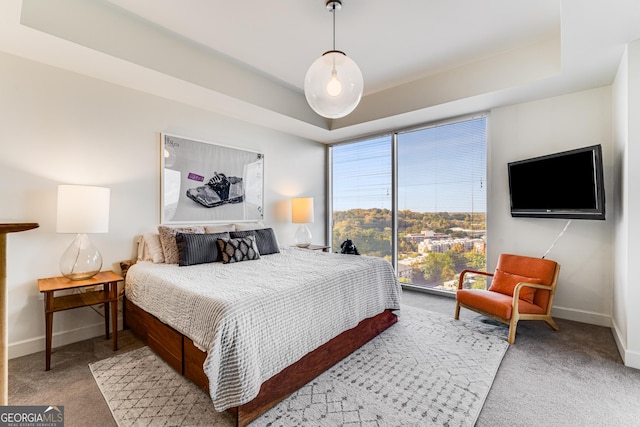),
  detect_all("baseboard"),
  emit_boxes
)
[8,314,124,360]
[611,317,640,369]
[551,305,612,327]
[623,348,640,369]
